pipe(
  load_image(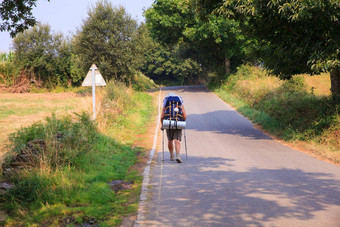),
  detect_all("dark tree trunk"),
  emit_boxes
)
[330,67,340,97]
[225,58,230,74]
